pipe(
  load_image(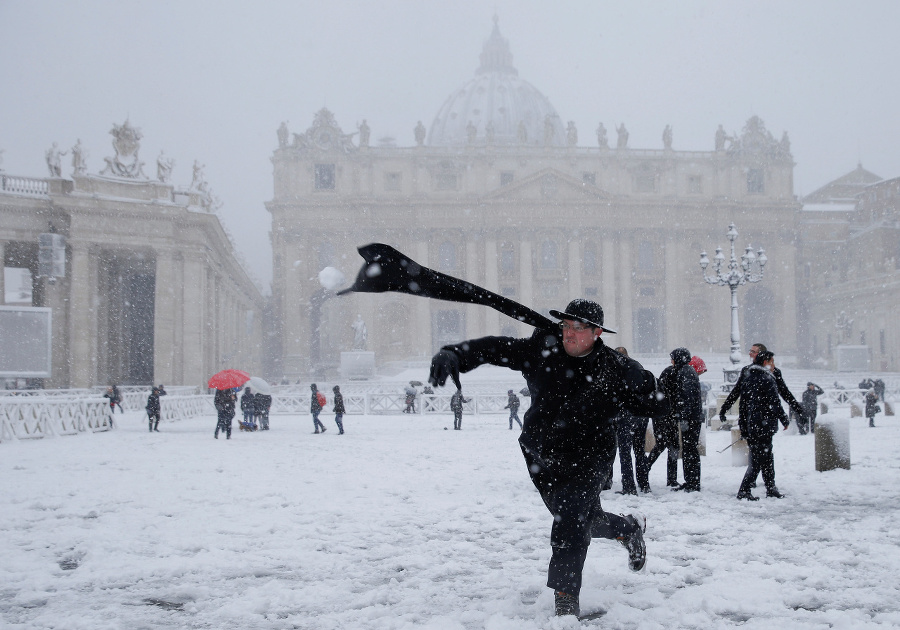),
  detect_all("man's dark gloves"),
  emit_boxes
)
[429,350,462,390]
